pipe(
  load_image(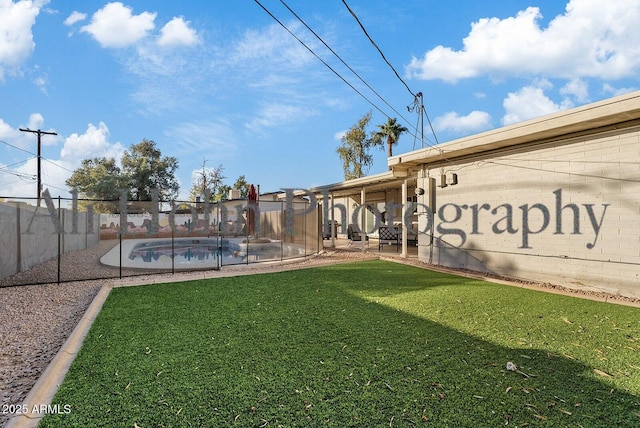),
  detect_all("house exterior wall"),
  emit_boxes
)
[415,125,640,298]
